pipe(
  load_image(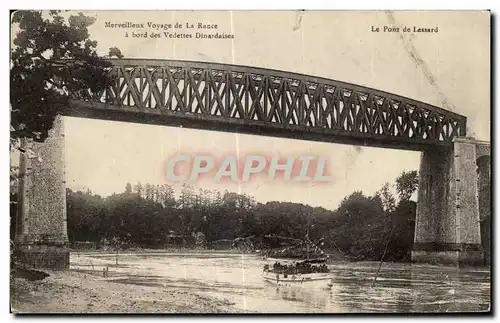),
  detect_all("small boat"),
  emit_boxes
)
[261,231,333,288]
[262,257,332,288]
